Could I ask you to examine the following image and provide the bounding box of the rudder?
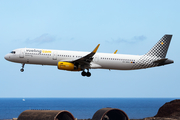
[145,34,172,58]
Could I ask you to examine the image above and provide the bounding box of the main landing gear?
[20,63,25,72]
[81,69,91,77]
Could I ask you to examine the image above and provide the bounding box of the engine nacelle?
[57,62,81,71]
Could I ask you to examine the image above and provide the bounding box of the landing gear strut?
[81,69,91,77]
[20,63,25,72]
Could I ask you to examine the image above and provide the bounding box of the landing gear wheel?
[86,72,91,77]
[20,69,24,72]
[20,63,25,72]
[81,69,91,77]
[81,71,87,76]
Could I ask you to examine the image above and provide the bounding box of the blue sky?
[1,0,179,98]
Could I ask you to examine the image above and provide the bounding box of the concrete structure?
[17,110,75,120]
[92,108,129,120]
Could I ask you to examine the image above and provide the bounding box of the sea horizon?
[0,98,179,119]
[0,97,179,98]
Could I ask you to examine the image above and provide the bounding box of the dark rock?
[144,117,180,120]
[155,99,180,118]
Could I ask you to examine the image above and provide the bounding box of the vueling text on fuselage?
[26,49,51,54]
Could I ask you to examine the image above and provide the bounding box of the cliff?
[155,99,180,118]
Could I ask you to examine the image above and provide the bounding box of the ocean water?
[0,98,176,119]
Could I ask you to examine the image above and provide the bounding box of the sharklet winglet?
[114,50,118,54]
[93,44,100,53]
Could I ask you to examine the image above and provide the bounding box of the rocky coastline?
[1,99,180,120]
[132,99,180,120]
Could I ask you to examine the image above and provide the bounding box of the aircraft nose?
[4,54,10,60]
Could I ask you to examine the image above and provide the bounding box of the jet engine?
[57,62,81,71]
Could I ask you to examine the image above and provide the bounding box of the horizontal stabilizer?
[114,50,118,54]
[153,58,168,63]
[153,58,174,66]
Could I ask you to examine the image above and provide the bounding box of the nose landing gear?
[81,69,91,77]
[20,63,25,72]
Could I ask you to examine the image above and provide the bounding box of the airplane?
[4,34,174,77]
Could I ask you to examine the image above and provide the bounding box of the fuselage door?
[52,51,57,60]
[19,49,25,58]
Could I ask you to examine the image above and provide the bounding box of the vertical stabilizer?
[132,34,173,70]
[145,34,172,58]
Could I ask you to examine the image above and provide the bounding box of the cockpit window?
[10,51,16,54]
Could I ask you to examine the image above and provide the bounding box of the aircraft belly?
[97,61,134,70]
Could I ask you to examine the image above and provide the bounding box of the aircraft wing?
[71,44,100,67]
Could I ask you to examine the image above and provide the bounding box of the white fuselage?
[4,48,142,70]
[4,35,174,77]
